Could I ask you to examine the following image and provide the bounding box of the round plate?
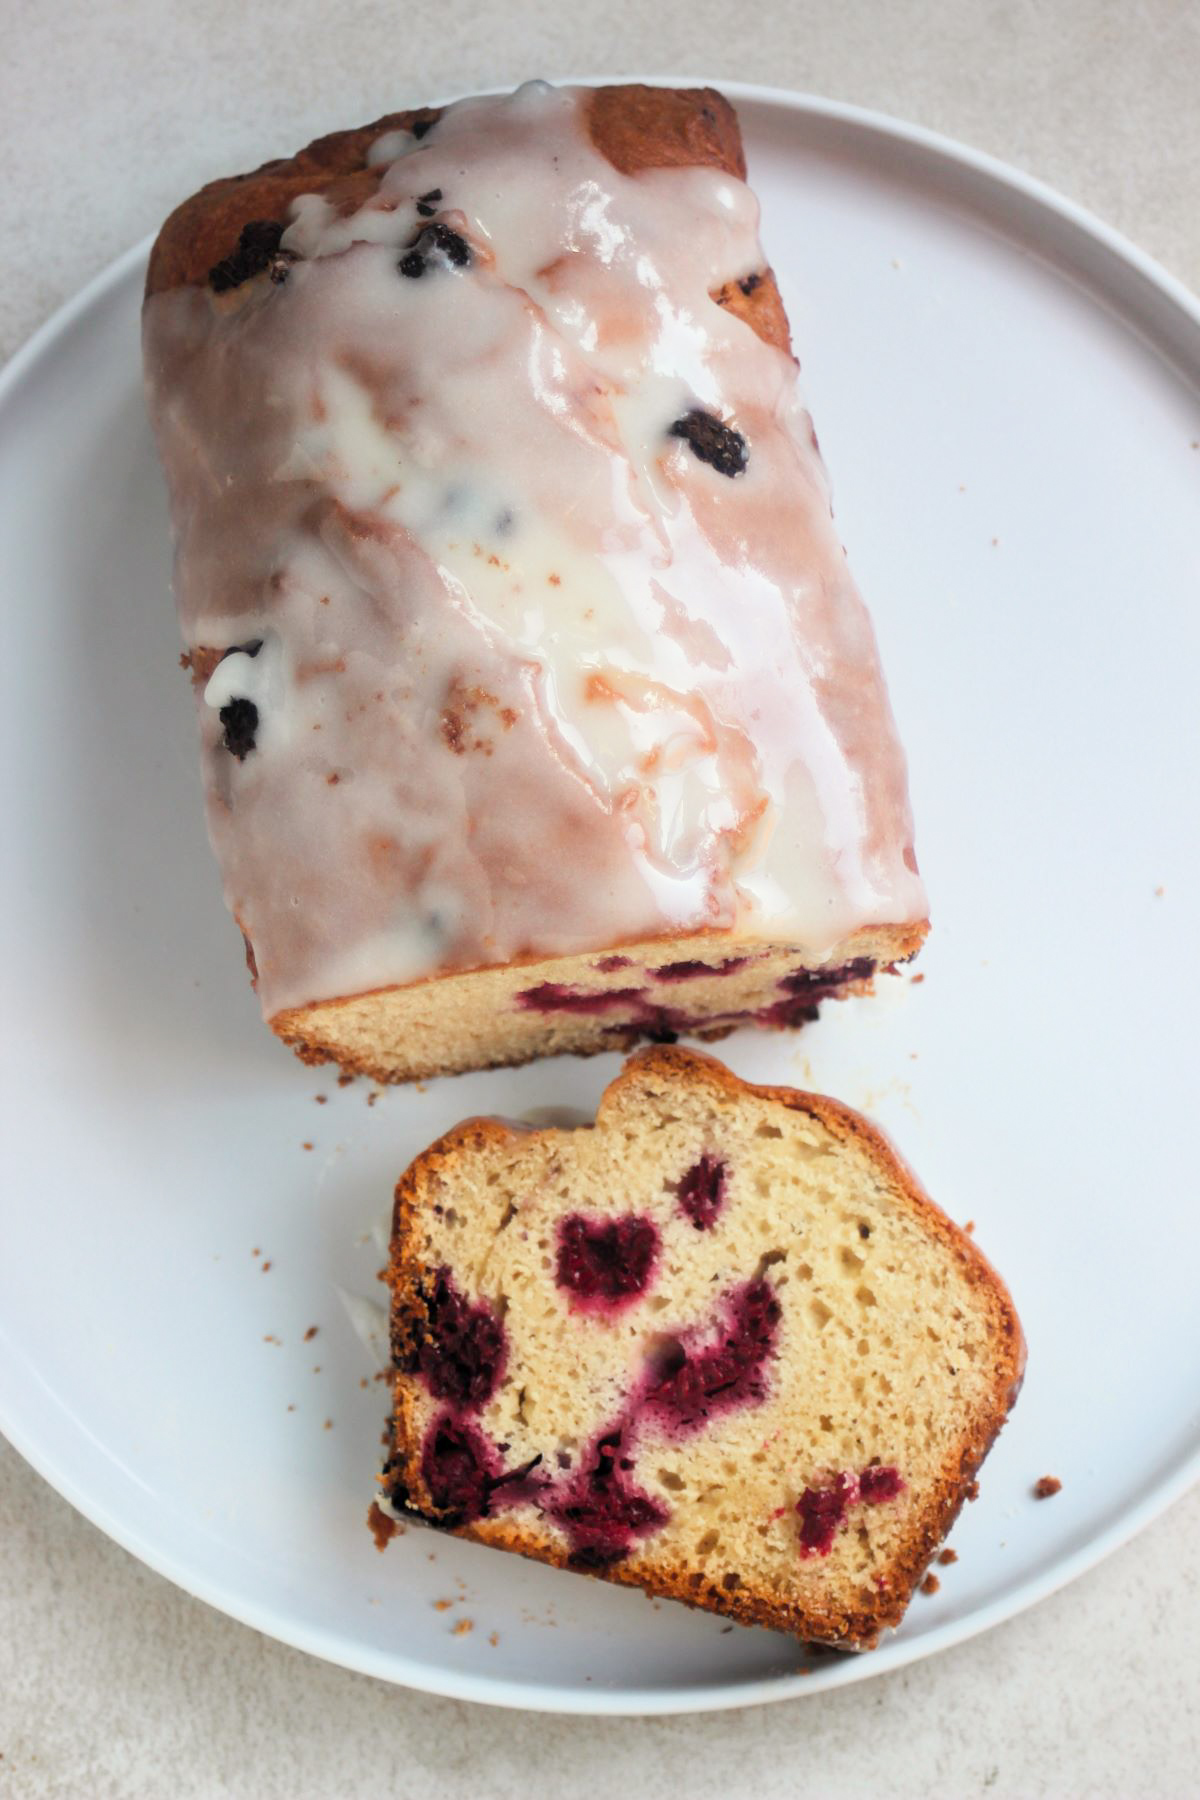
[1,83,1197,1716]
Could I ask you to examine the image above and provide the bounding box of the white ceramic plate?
[1,82,1198,1716]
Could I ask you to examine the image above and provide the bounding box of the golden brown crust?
[146,106,440,296]
[384,1046,1023,1649]
[145,83,790,354]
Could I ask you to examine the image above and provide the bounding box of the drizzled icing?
[143,82,926,1017]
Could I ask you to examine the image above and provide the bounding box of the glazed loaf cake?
[144,83,928,1084]
[383,1048,1023,1648]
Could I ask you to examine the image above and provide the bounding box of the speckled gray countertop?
[2,2,1198,1793]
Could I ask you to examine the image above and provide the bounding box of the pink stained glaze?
[143,83,926,1019]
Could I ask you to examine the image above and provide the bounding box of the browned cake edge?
[382,1045,1025,1650]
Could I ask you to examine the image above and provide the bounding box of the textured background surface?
[3,0,1198,1793]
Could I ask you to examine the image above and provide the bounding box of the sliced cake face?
[272,933,921,1085]
[144,82,927,1063]
[385,1049,1023,1648]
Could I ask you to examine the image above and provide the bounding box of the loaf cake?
[382,1047,1023,1647]
[143,82,929,1084]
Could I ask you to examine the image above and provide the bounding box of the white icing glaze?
[143,83,926,1017]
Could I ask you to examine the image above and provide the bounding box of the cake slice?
[382,1047,1023,1648]
[143,82,927,1084]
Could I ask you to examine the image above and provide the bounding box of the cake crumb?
[251,1247,260,1257]
[453,1618,474,1636]
[963,1220,976,1235]
[303,1326,319,1342]
[287,1404,296,1412]
[262,1334,281,1346]
[313,1366,322,1374]
[990,536,999,547]
[433,1598,454,1612]
[315,1094,327,1104]
[302,1142,314,1152]
[261,1260,273,1273]
[337,1073,355,1087]
[1034,1475,1062,1499]
[367,1500,399,1551]
[1154,885,1165,897]
[360,1377,369,1389]
[938,1548,958,1565]
[367,1091,380,1107]
[489,1631,500,1647]
[965,1480,980,1502]
[323,1418,333,1431]
[910,972,925,984]
[920,1573,940,1595]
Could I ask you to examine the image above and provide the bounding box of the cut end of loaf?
[271,924,927,1085]
[382,1045,1022,1648]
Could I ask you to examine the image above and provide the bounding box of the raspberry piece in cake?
[675,1153,728,1229]
[555,1215,660,1311]
[409,1267,506,1410]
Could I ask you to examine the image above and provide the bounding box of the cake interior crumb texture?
[385,1047,1023,1648]
[275,926,922,1084]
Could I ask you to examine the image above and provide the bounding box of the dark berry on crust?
[399,221,472,278]
[738,271,762,296]
[668,409,748,477]
[412,1266,506,1410]
[220,638,263,663]
[410,117,435,139]
[556,1215,660,1309]
[208,220,296,293]
[416,187,443,217]
[219,697,259,760]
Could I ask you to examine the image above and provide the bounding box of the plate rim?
[2,77,1198,1716]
